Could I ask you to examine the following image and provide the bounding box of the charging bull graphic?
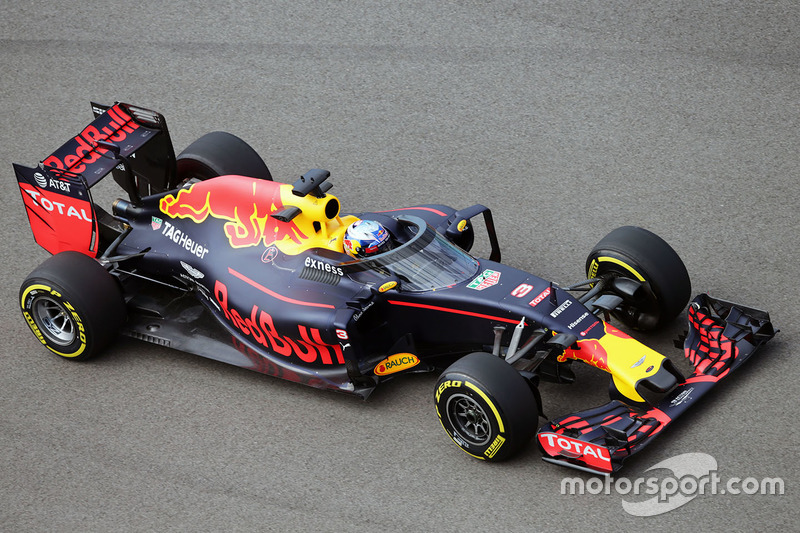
[159,176,308,250]
[559,335,610,371]
[558,322,671,404]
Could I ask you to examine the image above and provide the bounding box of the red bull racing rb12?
[13,102,777,474]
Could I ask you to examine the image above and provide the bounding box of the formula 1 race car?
[14,102,777,474]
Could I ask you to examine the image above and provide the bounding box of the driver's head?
[343,220,392,258]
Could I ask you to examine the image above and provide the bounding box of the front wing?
[536,294,776,475]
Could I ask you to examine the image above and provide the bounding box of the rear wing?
[13,102,177,256]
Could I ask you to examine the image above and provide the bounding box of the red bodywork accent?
[378,206,449,217]
[387,300,521,325]
[559,338,609,371]
[686,303,737,379]
[228,267,335,309]
[558,323,631,371]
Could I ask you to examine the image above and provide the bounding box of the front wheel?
[20,252,127,361]
[435,352,539,461]
[587,226,691,331]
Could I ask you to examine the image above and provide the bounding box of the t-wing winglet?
[292,168,331,198]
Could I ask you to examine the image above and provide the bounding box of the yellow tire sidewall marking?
[20,283,87,358]
[597,256,646,281]
[464,380,505,433]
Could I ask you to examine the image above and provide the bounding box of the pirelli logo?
[485,435,506,459]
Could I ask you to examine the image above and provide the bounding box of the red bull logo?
[559,338,610,371]
[215,280,343,366]
[559,322,667,404]
[159,176,308,249]
[558,322,640,371]
[43,105,139,174]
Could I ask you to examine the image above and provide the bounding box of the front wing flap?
[536,293,776,475]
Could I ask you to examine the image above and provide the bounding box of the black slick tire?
[586,226,691,330]
[20,252,126,361]
[176,131,272,182]
[435,352,539,462]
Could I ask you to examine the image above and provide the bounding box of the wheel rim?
[446,393,492,446]
[32,296,76,346]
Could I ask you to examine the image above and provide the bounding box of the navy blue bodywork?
[14,102,777,474]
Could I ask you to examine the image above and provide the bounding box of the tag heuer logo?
[467,269,501,290]
[151,217,163,230]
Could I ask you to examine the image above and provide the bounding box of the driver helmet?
[343,220,392,258]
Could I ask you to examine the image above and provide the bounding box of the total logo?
[538,432,612,473]
[20,186,91,222]
[529,287,551,307]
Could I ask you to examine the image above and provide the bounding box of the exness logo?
[560,453,784,516]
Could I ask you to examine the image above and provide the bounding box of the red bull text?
[214,280,343,366]
[43,105,140,174]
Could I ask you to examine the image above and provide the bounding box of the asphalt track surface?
[1,2,797,531]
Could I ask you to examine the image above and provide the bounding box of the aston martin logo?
[180,261,204,279]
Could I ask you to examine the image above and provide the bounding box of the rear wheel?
[20,252,126,361]
[586,226,691,330]
[435,352,539,461]
[176,131,272,182]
